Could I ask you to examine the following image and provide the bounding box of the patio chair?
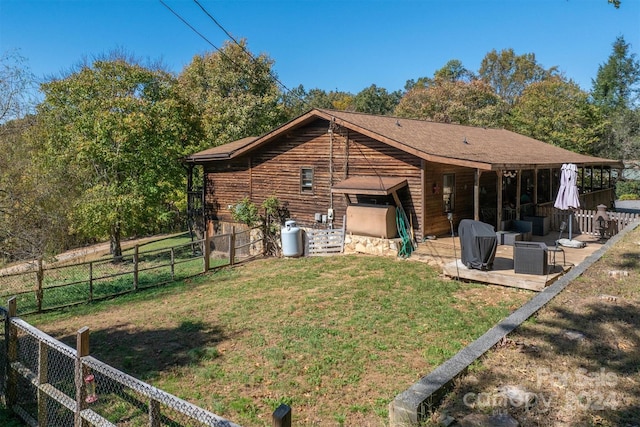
[547,221,567,272]
[514,241,548,275]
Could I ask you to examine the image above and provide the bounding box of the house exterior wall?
[202,118,425,237]
[203,157,250,220]
[341,127,423,237]
[423,163,476,236]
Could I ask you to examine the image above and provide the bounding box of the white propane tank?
[281,220,303,257]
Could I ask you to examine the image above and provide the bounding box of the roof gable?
[185,109,622,170]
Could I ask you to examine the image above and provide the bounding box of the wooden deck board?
[413,232,604,291]
[442,259,568,291]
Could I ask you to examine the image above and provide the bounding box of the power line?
[192,0,296,97]
[158,0,222,57]
[159,0,269,90]
[160,0,309,108]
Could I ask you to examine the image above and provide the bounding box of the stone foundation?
[343,234,401,257]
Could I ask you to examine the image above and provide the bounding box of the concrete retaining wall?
[388,221,639,426]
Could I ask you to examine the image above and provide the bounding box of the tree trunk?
[110,223,122,262]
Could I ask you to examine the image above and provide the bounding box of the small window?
[443,173,455,212]
[301,167,314,193]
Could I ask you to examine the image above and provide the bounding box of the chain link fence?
[3,300,243,427]
[0,226,291,427]
[0,307,6,402]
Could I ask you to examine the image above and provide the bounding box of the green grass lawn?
[2,233,210,315]
[28,255,531,426]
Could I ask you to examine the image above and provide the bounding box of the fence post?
[89,262,94,302]
[272,404,291,427]
[37,340,49,426]
[149,399,161,427]
[204,230,211,273]
[36,258,43,313]
[75,327,90,427]
[133,245,139,290]
[170,248,175,280]
[229,226,236,266]
[6,297,17,409]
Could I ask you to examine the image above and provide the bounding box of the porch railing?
[536,205,639,236]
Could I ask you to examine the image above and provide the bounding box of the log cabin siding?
[189,109,622,243]
[202,118,425,236]
[204,158,249,221]
[250,121,342,225]
[342,131,424,237]
[423,163,476,236]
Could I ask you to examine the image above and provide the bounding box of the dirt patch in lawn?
[431,226,640,426]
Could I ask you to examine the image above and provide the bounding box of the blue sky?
[1,0,639,96]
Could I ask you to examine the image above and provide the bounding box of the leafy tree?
[281,84,311,119]
[479,48,559,107]
[591,36,640,112]
[404,60,474,92]
[510,77,604,154]
[37,55,201,259]
[593,107,640,160]
[591,37,640,160]
[0,53,68,263]
[281,85,359,119]
[281,85,341,119]
[305,88,338,109]
[404,76,431,92]
[433,59,475,83]
[352,84,402,115]
[0,116,75,262]
[178,40,285,147]
[395,78,506,127]
[0,50,36,125]
[327,91,355,111]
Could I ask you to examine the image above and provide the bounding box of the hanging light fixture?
[503,170,517,178]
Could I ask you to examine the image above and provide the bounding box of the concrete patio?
[410,231,605,291]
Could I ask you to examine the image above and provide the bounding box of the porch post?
[549,168,555,203]
[474,169,481,221]
[421,159,426,239]
[533,167,538,208]
[515,169,522,220]
[600,165,604,190]
[496,170,503,231]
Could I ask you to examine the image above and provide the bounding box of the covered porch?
[412,204,639,291]
[472,164,618,232]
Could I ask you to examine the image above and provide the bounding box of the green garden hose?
[396,207,414,258]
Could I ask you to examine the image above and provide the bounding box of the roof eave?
[490,160,624,171]
[184,153,231,163]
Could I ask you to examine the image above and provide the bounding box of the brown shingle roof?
[184,136,258,162]
[185,109,622,170]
